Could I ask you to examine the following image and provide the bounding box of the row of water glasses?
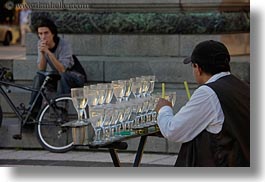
[71,91,160,144]
[71,83,114,125]
[85,83,114,106]
[111,75,156,102]
[93,91,176,144]
[70,76,180,144]
[130,75,156,99]
[86,95,163,144]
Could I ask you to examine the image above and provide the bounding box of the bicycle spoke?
[36,96,77,153]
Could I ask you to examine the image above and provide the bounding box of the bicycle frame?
[0,68,78,151]
[0,75,53,126]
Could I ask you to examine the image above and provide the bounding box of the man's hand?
[155,98,172,113]
[38,40,49,53]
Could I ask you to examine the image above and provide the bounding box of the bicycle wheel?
[36,95,81,153]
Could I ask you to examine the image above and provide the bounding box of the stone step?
[0,118,41,149]
[2,57,249,116]
[5,54,249,83]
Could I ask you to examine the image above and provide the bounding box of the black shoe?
[13,134,22,140]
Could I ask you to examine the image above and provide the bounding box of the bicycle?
[0,66,78,153]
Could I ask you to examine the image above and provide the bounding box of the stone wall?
[24,33,249,86]
[24,0,249,86]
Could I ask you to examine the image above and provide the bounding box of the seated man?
[29,18,86,116]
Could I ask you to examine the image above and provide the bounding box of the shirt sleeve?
[56,39,74,70]
[157,85,224,143]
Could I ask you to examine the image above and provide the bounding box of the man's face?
[38,27,54,47]
[192,63,203,84]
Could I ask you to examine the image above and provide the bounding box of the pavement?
[0,116,178,167]
[0,148,177,167]
[0,44,26,60]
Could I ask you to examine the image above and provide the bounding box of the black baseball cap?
[183,40,230,65]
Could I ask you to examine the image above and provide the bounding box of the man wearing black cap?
[155,40,250,167]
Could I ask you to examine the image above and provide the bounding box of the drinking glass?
[141,97,150,126]
[119,102,133,132]
[146,95,159,126]
[89,84,99,106]
[130,78,142,99]
[114,105,125,135]
[123,102,136,131]
[140,76,151,97]
[71,88,87,125]
[120,79,132,101]
[147,75,156,97]
[97,83,107,105]
[125,101,138,130]
[88,115,103,145]
[101,105,113,141]
[112,80,125,102]
[165,91,177,107]
[130,98,144,128]
[84,86,99,118]
[108,106,121,140]
[90,106,105,139]
[104,83,114,104]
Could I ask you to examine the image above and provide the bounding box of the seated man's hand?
[155,98,172,113]
[38,40,49,53]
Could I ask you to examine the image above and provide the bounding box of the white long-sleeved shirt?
[157,72,231,143]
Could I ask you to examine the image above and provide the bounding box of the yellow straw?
[184,81,191,100]
[162,83,165,98]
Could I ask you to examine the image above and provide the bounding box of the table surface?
[89,126,160,148]
[63,120,163,166]
[62,120,161,148]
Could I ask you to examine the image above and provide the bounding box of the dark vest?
[175,75,250,167]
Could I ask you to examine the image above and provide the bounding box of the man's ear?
[197,66,203,75]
